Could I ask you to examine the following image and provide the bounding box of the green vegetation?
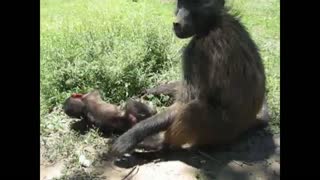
[41,0,279,177]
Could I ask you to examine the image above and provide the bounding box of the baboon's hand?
[109,133,137,157]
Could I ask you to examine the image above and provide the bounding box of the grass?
[40,0,279,178]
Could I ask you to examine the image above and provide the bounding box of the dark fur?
[111,0,269,156]
[63,96,86,119]
[124,99,157,122]
[63,90,157,133]
[141,81,180,97]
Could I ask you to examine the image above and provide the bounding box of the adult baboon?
[111,0,269,156]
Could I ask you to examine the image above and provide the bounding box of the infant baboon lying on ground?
[63,90,157,134]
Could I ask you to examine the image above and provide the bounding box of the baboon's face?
[173,0,225,38]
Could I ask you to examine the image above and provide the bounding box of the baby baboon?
[63,90,157,133]
[111,0,269,156]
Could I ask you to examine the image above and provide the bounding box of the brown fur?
[63,90,157,133]
[82,90,127,130]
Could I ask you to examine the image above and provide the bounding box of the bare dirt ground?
[41,129,280,180]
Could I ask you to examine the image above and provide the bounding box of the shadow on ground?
[61,126,280,180]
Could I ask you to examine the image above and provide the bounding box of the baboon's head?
[173,0,225,38]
